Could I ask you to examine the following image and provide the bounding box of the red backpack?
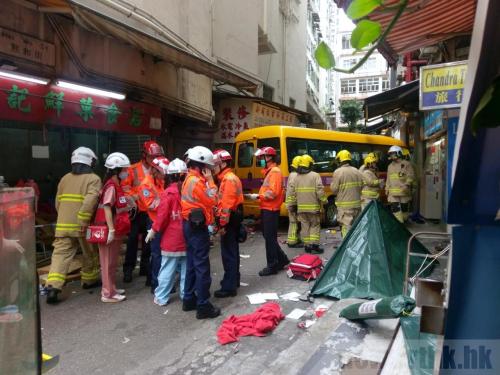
[286,254,323,281]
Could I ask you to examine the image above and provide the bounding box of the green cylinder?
[339,295,416,320]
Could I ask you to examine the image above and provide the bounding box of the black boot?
[304,245,312,253]
[182,297,198,312]
[82,280,102,289]
[123,269,133,283]
[258,266,277,276]
[196,302,221,319]
[46,287,61,304]
[310,245,324,254]
[214,289,237,298]
[288,241,304,248]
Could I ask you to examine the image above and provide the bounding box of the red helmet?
[143,141,164,157]
[254,146,277,157]
[151,156,170,174]
[213,149,232,163]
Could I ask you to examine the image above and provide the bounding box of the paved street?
[40,225,400,375]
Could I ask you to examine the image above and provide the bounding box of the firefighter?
[330,150,364,238]
[359,152,378,173]
[288,154,326,254]
[285,155,303,248]
[361,155,381,210]
[139,156,168,292]
[181,146,221,319]
[121,140,164,283]
[212,149,244,298]
[386,145,415,223]
[46,147,102,304]
[248,146,289,276]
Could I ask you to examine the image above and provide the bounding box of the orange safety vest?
[137,174,164,222]
[258,163,284,211]
[181,169,217,225]
[121,161,150,211]
[216,168,244,227]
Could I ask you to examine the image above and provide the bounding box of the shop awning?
[30,0,259,91]
[364,80,419,119]
[335,0,477,65]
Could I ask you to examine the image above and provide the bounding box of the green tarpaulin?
[400,316,437,375]
[311,201,434,299]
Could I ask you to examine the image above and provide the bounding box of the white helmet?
[105,152,131,169]
[167,158,188,175]
[185,146,215,166]
[388,145,403,156]
[71,147,97,166]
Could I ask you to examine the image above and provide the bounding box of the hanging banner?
[419,61,468,110]
[0,77,161,135]
[214,98,299,143]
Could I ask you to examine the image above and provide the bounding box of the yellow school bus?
[233,125,405,225]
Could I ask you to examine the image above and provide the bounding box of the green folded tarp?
[311,201,434,300]
[401,316,437,375]
[339,295,416,320]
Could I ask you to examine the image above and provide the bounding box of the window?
[360,57,377,71]
[263,84,274,101]
[342,34,351,49]
[359,77,379,93]
[237,142,254,167]
[289,97,296,108]
[382,78,390,91]
[286,138,395,172]
[341,79,356,94]
[342,58,357,69]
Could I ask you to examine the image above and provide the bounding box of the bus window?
[237,142,255,167]
[287,138,341,173]
[257,138,281,163]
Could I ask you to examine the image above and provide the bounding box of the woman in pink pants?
[95,152,132,303]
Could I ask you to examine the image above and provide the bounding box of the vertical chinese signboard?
[214,98,298,143]
[0,77,161,135]
[419,61,468,110]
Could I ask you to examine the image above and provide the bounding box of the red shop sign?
[0,77,162,135]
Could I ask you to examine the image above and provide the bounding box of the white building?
[331,9,390,128]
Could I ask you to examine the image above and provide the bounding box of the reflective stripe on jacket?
[137,174,164,222]
[361,169,380,200]
[55,172,102,237]
[330,164,363,209]
[287,171,326,213]
[216,168,244,227]
[385,159,415,200]
[285,171,298,205]
[258,163,284,211]
[181,169,218,225]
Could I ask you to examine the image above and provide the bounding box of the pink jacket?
[152,183,186,256]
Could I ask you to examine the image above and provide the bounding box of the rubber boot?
[310,244,324,254]
[196,302,221,319]
[304,245,312,253]
[46,287,61,304]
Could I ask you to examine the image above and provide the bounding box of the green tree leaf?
[351,20,381,50]
[347,0,382,20]
[314,41,336,69]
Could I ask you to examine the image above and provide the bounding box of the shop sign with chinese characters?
[0,77,161,135]
[214,99,298,143]
[0,28,55,67]
[420,61,467,110]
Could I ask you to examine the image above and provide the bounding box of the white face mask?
[118,171,128,180]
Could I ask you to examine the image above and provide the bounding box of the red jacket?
[153,183,186,255]
[258,163,284,211]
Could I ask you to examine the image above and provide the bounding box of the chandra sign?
[420,61,468,110]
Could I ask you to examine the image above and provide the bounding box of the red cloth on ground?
[216,302,285,345]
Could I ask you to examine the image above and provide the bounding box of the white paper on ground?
[286,308,306,320]
[247,293,267,304]
[260,292,279,300]
[304,319,316,328]
[280,292,301,301]
[239,254,251,259]
[239,282,249,287]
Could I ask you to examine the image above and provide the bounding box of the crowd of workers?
[43,140,415,320]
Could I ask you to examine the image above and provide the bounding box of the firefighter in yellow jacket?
[46,147,102,304]
[330,150,364,238]
[288,155,326,254]
[285,155,303,248]
[361,155,381,210]
[386,145,415,223]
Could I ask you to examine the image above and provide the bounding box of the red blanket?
[217,302,285,345]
